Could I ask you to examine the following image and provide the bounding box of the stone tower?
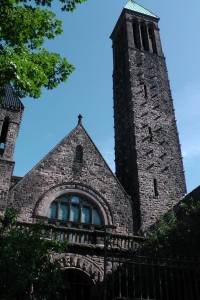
[110,1,186,233]
[0,85,24,212]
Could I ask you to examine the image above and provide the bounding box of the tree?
[0,205,67,300]
[0,0,87,102]
[141,198,200,258]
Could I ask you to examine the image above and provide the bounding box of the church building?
[0,1,189,299]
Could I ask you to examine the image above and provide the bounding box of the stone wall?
[10,175,23,189]
[0,159,14,211]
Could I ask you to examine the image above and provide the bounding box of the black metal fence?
[22,222,200,300]
[47,251,200,300]
[105,254,200,300]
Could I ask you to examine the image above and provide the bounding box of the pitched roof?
[124,0,159,19]
[1,84,24,111]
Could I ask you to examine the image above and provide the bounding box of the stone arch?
[34,183,113,225]
[54,253,104,283]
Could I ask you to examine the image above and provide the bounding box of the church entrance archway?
[56,268,99,300]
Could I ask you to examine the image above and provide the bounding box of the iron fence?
[18,222,200,300]
[105,254,200,300]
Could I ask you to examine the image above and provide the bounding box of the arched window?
[0,117,9,155]
[47,194,102,226]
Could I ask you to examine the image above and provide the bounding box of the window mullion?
[80,205,83,223]
[57,202,61,220]
[91,207,93,224]
[69,204,72,221]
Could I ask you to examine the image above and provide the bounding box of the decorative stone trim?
[34,183,113,225]
[53,252,104,283]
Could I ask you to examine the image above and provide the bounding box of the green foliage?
[0,0,87,101]
[142,199,200,258]
[0,205,67,300]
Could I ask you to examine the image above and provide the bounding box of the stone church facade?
[0,1,188,299]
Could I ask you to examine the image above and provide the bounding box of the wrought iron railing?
[106,254,200,300]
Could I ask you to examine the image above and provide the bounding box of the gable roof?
[1,84,24,111]
[10,123,129,198]
[124,1,159,19]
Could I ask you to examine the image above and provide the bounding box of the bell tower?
[0,84,24,212]
[111,1,186,232]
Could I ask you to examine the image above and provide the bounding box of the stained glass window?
[47,194,102,226]
[58,204,68,220]
[93,208,101,225]
[82,207,90,223]
[47,202,57,219]
[70,205,79,222]
[71,196,80,203]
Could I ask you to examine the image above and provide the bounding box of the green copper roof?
[124,1,159,19]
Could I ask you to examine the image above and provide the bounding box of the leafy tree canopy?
[141,199,200,258]
[0,205,67,300]
[0,0,87,101]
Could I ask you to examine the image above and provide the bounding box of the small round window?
[47,194,102,225]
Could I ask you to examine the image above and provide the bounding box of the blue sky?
[13,0,200,193]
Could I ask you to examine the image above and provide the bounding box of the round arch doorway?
[55,268,98,300]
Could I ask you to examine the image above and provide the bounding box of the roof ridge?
[124,0,159,19]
